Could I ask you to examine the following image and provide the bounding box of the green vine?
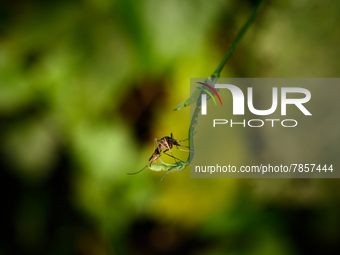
[145,0,264,181]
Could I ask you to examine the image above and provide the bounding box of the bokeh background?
[1,0,340,254]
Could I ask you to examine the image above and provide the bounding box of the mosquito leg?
[175,144,193,153]
[176,138,189,143]
[177,145,190,148]
[163,152,183,162]
[175,147,193,153]
[163,140,177,163]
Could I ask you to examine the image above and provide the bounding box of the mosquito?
[128,133,191,175]
[148,133,191,164]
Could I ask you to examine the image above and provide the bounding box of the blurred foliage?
[0,0,340,254]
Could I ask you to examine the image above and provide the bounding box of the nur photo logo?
[197,81,312,128]
[197,82,223,115]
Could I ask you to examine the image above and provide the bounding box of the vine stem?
[212,0,264,78]
[185,0,265,165]
[145,0,265,180]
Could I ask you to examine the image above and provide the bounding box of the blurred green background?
[1,0,340,254]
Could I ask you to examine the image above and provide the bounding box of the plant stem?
[161,0,265,179]
[185,0,265,165]
[212,0,264,78]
